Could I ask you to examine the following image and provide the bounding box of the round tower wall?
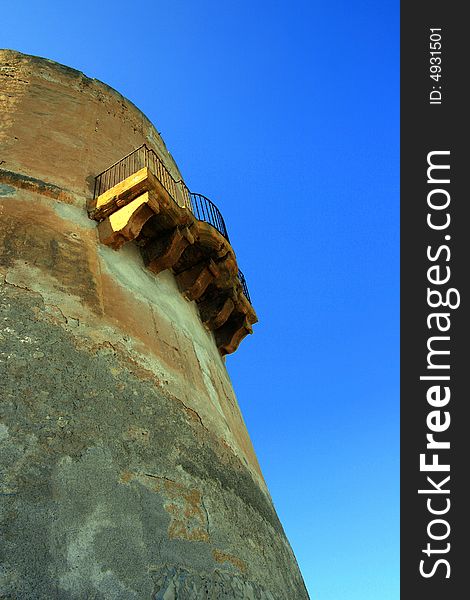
[0,49,309,599]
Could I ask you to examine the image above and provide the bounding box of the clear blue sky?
[3,1,399,598]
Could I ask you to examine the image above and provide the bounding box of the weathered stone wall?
[0,50,309,599]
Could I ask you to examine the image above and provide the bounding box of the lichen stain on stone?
[165,485,209,543]
[148,476,210,543]
[119,470,133,484]
[212,549,247,574]
[120,472,209,543]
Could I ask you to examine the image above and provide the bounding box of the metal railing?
[188,193,229,241]
[94,144,182,207]
[237,269,251,304]
[94,145,228,241]
[94,144,252,304]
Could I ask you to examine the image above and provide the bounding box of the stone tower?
[0,50,309,599]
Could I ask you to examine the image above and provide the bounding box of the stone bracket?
[97,191,159,250]
[176,259,220,302]
[143,226,195,275]
[215,315,253,356]
[198,295,236,331]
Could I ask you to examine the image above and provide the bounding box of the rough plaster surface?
[0,50,309,599]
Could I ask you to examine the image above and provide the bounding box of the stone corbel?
[215,314,253,356]
[143,225,195,274]
[97,191,160,250]
[198,294,236,331]
[176,259,220,302]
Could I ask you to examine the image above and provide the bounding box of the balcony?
[89,144,257,355]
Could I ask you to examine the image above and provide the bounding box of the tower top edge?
[0,48,175,164]
[1,49,134,107]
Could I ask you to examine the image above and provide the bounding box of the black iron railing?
[93,144,184,207]
[188,193,229,241]
[94,144,252,303]
[237,270,251,304]
[94,145,229,240]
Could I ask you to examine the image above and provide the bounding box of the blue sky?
[3,1,399,598]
